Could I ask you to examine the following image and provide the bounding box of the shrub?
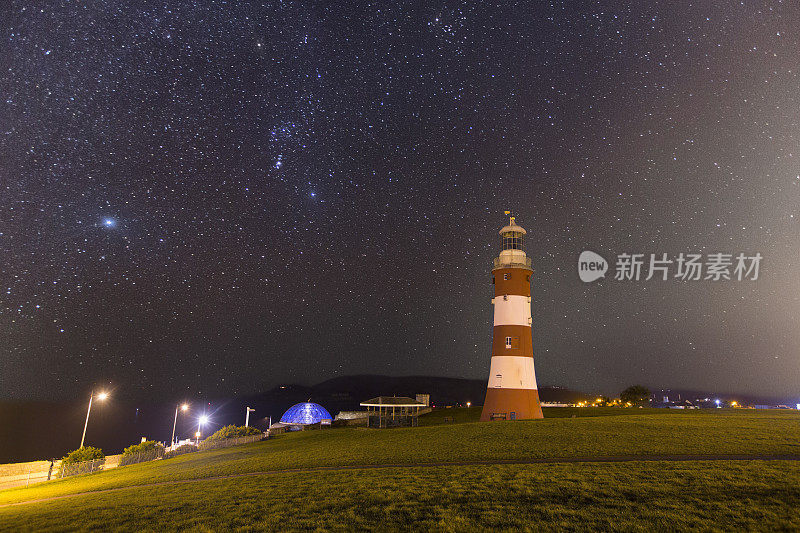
[122,440,164,457]
[164,444,197,460]
[62,446,104,464]
[119,440,165,466]
[204,425,262,442]
[58,446,104,477]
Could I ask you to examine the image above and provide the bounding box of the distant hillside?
[247,375,591,415]
[0,376,591,463]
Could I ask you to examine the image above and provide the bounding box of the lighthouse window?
[502,232,524,251]
[505,337,512,348]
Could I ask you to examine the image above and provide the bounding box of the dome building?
[279,402,332,425]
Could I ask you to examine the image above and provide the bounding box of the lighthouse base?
[480,388,543,421]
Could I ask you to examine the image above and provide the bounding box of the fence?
[58,458,105,478]
[163,444,198,460]
[118,447,165,467]
[2,432,268,489]
[197,432,265,451]
[0,461,58,490]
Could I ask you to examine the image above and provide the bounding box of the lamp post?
[245,407,255,427]
[197,415,209,442]
[80,391,108,449]
[171,403,189,447]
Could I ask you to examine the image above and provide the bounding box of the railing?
[163,444,198,460]
[119,448,165,467]
[58,458,105,478]
[29,432,268,484]
[493,257,532,269]
[197,433,265,451]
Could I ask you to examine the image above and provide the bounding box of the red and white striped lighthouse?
[480,215,544,421]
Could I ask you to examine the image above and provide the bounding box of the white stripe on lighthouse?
[492,295,532,326]
[487,356,538,389]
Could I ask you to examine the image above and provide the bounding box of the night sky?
[2,1,799,403]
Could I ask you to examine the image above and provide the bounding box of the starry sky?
[2,1,799,402]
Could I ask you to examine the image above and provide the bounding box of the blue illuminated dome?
[280,402,332,425]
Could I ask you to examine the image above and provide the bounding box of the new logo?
[578,251,608,282]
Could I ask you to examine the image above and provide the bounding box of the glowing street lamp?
[80,390,109,449]
[197,415,209,441]
[171,403,190,447]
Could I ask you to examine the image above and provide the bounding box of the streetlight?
[80,390,109,449]
[197,415,209,442]
[171,403,189,447]
[245,407,255,427]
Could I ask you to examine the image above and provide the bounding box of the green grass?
[2,409,800,530]
[421,406,700,425]
[3,461,800,531]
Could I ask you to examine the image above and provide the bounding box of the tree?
[620,385,651,406]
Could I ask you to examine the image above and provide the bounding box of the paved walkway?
[3,454,800,509]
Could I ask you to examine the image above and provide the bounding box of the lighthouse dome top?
[498,216,527,235]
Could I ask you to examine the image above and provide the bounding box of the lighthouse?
[480,215,544,421]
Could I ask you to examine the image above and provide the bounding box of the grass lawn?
[3,461,799,531]
[420,406,693,425]
[2,409,799,530]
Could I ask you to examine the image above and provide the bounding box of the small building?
[360,396,426,428]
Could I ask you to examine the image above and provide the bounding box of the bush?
[204,425,262,442]
[164,444,197,460]
[119,440,165,466]
[122,440,164,457]
[58,447,105,477]
[62,446,104,464]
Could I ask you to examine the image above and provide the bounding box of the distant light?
[181,404,189,411]
[715,399,721,406]
[199,415,209,425]
[97,392,108,401]
[466,402,471,408]
[195,431,201,438]
[796,404,800,410]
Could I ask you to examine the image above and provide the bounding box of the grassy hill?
[2,408,800,530]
